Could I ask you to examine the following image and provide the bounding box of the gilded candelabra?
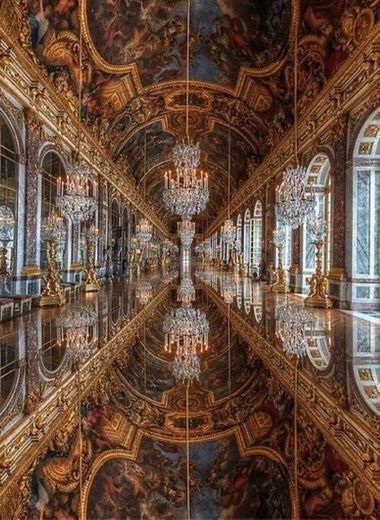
[271,229,290,293]
[35,239,65,307]
[83,226,100,292]
[304,217,333,309]
[0,244,9,277]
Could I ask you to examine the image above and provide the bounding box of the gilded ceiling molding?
[0,8,170,237]
[205,24,380,237]
[201,282,380,501]
[0,284,170,499]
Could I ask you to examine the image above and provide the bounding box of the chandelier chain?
[186,0,190,142]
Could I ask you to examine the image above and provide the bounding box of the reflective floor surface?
[0,268,379,519]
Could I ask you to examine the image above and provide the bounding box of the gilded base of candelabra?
[304,241,333,309]
[304,294,333,309]
[34,293,66,307]
[83,282,100,292]
[21,265,42,277]
[271,267,290,293]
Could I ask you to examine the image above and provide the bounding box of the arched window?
[236,214,242,245]
[250,201,262,275]
[0,115,18,273]
[303,154,331,285]
[111,199,121,276]
[40,151,66,269]
[352,109,380,286]
[243,209,251,265]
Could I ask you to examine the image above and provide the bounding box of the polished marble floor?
[0,267,379,518]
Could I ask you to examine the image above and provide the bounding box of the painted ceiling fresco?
[25,0,380,229]
[86,0,292,86]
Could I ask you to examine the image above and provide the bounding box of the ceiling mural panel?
[85,0,292,87]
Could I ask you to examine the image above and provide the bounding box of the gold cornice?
[205,24,380,238]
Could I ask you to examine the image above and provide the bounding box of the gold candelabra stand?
[271,245,290,293]
[304,241,333,308]
[0,245,10,277]
[35,240,65,307]
[83,238,100,292]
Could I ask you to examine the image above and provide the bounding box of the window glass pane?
[375,170,380,276]
[356,170,371,275]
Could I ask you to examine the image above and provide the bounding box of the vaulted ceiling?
[27,0,380,231]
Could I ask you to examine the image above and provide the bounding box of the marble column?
[22,108,42,278]
[328,115,349,307]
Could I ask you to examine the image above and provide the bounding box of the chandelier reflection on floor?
[136,280,153,305]
[177,274,195,304]
[58,303,97,364]
[163,302,209,383]
[276,303,315,358]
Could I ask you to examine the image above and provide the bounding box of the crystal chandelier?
[273,227,287,247]
[86,223,99,242]
[276,166,315,229]
[309,216,327,242]
[136,217,153,244]
[276,303,315,358]
[178,218,195,248]
[42,210,67,243]
[222,219,236,245]
[178,274,195,304]
[0,206,14,243]
[56,162,97,224]
[58,304,97,362]
[162,0,209,219]
[56,19,96,225]
[221,274,236,304]
[163,164,209,219]
[136,280,153,305]
[275,18,315,230]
